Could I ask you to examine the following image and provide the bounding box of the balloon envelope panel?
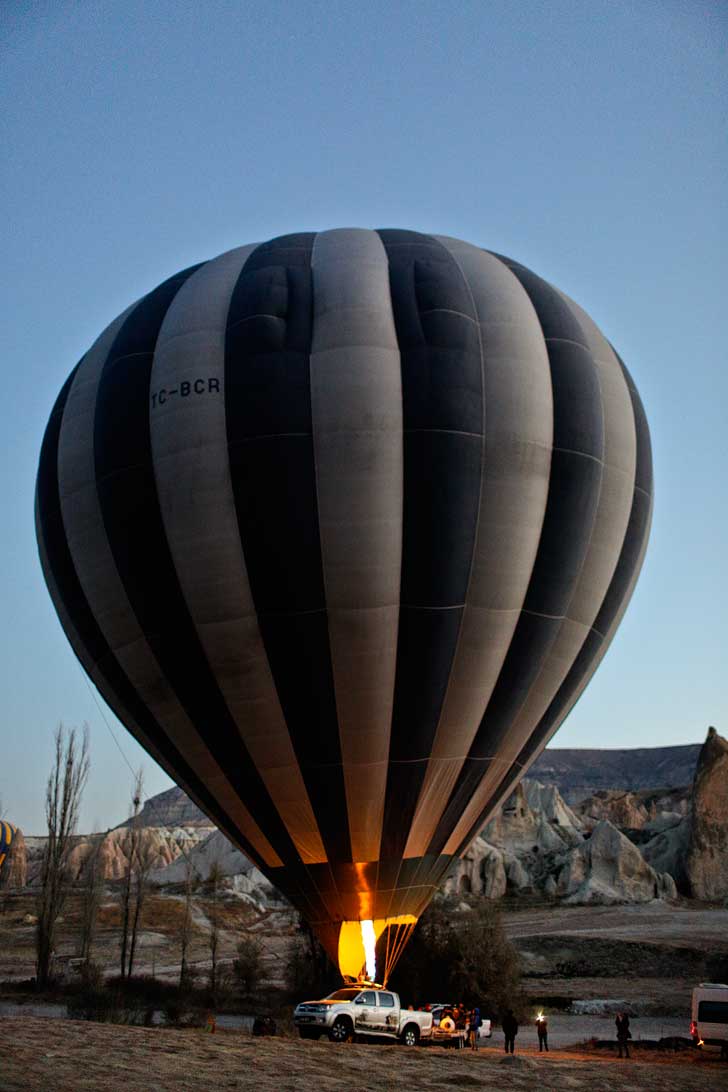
[0,822,17,873]
[36,229,652,972]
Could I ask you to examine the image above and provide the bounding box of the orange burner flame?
[337,915,418,985]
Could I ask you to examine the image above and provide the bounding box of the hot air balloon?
[36,229,652,984]
[0,822,18,874]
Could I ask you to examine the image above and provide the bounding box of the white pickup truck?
[294,986,434,1045]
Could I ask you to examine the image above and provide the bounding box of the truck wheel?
[299,1028,320,1040]
[401,1025,420,1047]
[329,1017,353,1043]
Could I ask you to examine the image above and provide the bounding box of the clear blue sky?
[1,1,725,834]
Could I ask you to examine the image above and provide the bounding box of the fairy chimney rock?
[686,727,728,901]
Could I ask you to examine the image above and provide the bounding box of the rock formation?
[685,727,728,901]
[445,837,507,899]
[576,786,690,832]
[444,782,678,906]
[640,817,690,892]
[483,780,583,853]
[556,820,677,904]
[121,785,211,829]
[149,828,284,909]
[24,826,210,885]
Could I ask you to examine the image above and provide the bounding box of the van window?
[379,993,395,1007]
[698,1001,728,1024]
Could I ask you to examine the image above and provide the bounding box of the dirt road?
[1,1016,726,1092]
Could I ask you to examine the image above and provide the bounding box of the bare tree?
[119,769,144,979]
[36,724,90,988]
[127,826,155,978]
[77,834,103,965]
[179,851,197,989]
[206,860,224,996]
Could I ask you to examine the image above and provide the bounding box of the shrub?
[78,960,104,991]
[66,987,145,1025]
[390,898,526,1020]
[233,936,264,1002]
[285,922,338,1001]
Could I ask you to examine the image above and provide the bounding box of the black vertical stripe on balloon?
[93,266,303,869]
[35,355,269,873]
[426,255,605,857]
[612,351,653,497]
[225,233,353,865]
[375,229,483,864]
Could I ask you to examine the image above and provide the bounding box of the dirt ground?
[502,903,728,947]
[1,1016,726,1092]
[505,902,728,1016]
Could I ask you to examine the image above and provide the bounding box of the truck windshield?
[325,989,362,1002]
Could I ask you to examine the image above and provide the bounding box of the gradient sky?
[1,1,725,834]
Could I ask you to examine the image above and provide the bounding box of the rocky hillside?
[686,727,728,900]
[444,726,726,906]
[530,743,701,803]
[120,785,210,829]
[14,730,724,908]
[444,779,678,905]
[23,825,211,887]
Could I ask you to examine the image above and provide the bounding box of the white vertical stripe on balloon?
[309,228,403,865]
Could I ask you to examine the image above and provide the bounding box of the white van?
[691,983,728,1057]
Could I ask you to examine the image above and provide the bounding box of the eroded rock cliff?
[686,727,728,901]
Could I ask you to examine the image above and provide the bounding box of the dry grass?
[1,1017,726,1092]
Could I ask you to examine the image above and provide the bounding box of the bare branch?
[36,724,90,988]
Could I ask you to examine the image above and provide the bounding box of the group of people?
[501,1009,548,1054]
[414,1002,635,1057]
[414,1002,483,1049]
[503,1009,633,1057]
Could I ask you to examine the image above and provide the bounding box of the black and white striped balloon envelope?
[36,229,652,983]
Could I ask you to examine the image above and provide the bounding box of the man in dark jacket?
[615,1012,631,1058]
[502,1009,518,1054]
[469,1007,482,1051]
[536,1012,549,1051]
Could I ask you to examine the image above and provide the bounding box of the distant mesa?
[530,742,701,803]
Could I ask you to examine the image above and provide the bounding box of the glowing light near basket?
[337,915,418,983]
[361,920,377,982]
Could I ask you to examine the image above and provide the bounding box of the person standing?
[615,1012,631,1059]
[502,1008,518,1054]
[536,1013,549,1051]
[469,1007,482,1050]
